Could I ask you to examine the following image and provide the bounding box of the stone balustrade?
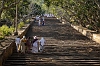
[0,21,33,66]
[71,24,100,44]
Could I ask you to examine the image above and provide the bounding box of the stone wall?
[71,24,100,44]
[0,21,33,66]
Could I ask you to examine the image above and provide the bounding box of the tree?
[0,0,30,26]
[30,3,44,16]
[44,0,100,32]
[0,0,21,20]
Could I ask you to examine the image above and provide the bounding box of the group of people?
[35,15,45,26]
[15,36,45,54]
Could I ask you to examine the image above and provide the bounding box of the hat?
[23,36,25,38]
[34,36,37,39]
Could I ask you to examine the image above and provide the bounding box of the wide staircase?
[3,17,100,66]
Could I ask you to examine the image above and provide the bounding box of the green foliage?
[0,35,4,40]
[29,0,47,16]
[0,25,14,37]
[44,0,52,8]
[18,22,25,29]
[0,0,30,27]
[44,0,100,32]
[31,3,44,16]
[0,32,4,40]
[25,19,30,23]
[9,26,15,33]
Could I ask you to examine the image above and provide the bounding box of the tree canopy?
[44,0,100,32]
[1,0,100,32]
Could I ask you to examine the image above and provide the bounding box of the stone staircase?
[3,17,100,66]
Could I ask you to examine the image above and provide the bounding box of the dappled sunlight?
[2,0,100,65]
[6,17,100,66]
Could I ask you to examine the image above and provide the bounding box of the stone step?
[3,17,100,66]
[6,56,100,61]
[4,59,100,66]
[6,58,100,61]
[4,62,60,66]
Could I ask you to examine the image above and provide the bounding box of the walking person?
[42,16,45,26]
[20,36,26,54]
[40,16,43,25]
[38,19,41,26]
[31,36,39,53]
[39,37,45,52]
[15,36,21,53]
[26,37,31,53]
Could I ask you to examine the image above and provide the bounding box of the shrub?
[0,25,14,37]
[0,35,4,40]
[26,19,30,23]
[0,25,10,36]
[0,32,4,40]
[9,26,15,33]
[18,22,24,29]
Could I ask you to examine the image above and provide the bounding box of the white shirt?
[40,37,45,46]
[33,40,38,47]
[42,17,44,21]
[15,37,20,44]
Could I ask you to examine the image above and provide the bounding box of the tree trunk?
[0,9,3,21]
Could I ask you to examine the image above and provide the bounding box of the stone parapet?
[0,21,33,66]
[71,24,100,44]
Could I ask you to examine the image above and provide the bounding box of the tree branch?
[94,0,100,9]
[3,0,21,10]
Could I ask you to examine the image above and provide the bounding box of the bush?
[0,25,14,37]
[26,19,30,23]
[0,32,4,40]
[0,35,4,40]
[9,26,15,33]
[18,22,24,29]
[0,25,10,36]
